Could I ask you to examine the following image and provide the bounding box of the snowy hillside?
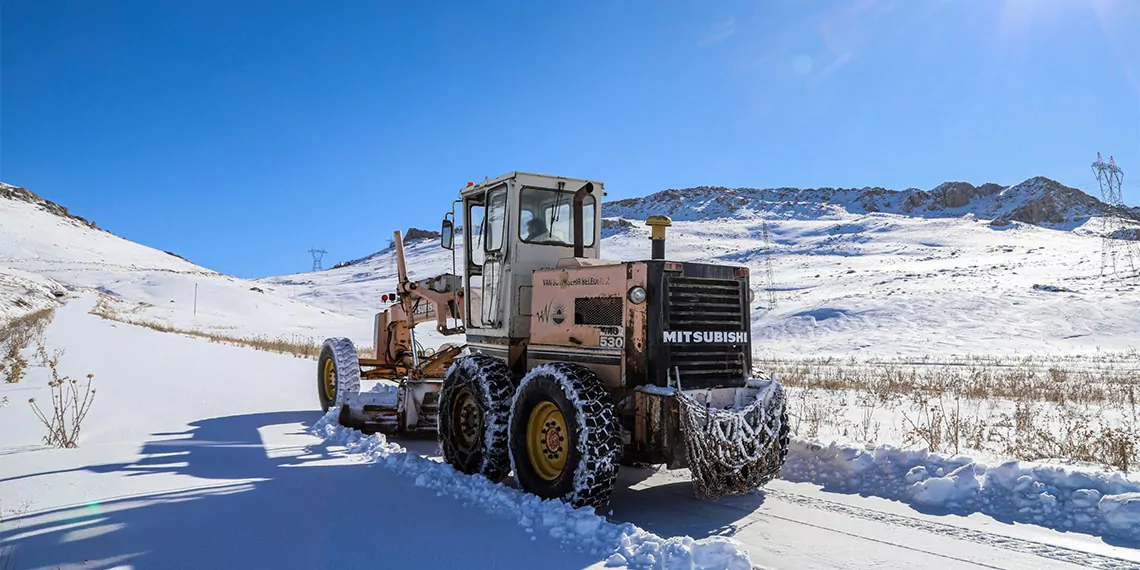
[9,174,1125,358]
[261,176,1140,358]
[0,182,362,342]
[4,178,1140,569]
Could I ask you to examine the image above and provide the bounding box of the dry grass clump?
[994,401,1139,472]
[1,308,55,383]
[90,295,339,359]
[771,352,1140,472]
[759,351,1140,407]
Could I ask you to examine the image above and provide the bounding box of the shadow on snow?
[1,411,602,570]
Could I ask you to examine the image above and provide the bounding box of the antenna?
[309,248,328,272]
[1091,153,1138,279]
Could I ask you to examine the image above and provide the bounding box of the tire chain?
[439,354,515,481]
[538,363,624,509]
[678,385,790,500]
[322,337,360,408]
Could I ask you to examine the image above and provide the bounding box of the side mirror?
[441,219,454,250]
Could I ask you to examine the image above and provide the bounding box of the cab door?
[465,184,509,331]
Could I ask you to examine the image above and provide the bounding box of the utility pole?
[1092,153,1138,280]
[309,248,328,272]
[760,189,778,310]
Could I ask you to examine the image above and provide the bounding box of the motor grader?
[317,171,788,508]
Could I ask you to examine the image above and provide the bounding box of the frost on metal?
[783,438,1140,541]
[444,355,513,478]
[310,407,754,570]
[637,385,675,397]
[677,379,789,499]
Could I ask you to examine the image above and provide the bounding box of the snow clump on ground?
[782,438,1140,541]
[310,409,755,570]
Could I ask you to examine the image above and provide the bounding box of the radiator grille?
[666,277,745,331]
[575,296,623,326]
[666,276,747,385]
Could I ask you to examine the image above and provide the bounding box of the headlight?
[627,286,647,304]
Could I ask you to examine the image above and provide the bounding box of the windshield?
[518,187,596,247]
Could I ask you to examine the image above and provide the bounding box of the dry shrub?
[28,349,96,448]
[787,386,843,438]
[900,392,991,455]
[856,395,881,444]
[901,395,945,453]
[996,401,1139,472]
[1,308,55,383]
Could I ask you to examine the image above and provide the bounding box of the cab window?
[467,202,485,267]
[518,187,596,247]
[485,187,507,252]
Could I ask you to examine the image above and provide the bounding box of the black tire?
[317,337,360,413]
[509,363,621,509]
[438,354,515,481]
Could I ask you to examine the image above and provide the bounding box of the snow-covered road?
[612,475,1140,569]
[395,435,1140,569]
[3,297,1139,569]
[1,296,601,569]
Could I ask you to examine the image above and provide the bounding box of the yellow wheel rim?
[452,389,482,453]
[526,401,568,481]
[323,359,337,402]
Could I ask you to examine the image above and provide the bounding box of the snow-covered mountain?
[259,176,1140,358]
[604,176,1133,228]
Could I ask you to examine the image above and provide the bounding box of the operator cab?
[439,172,604,366]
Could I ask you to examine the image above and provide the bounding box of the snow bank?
[782,438,1140,541]
[310,410,754,570]
[0,266,68,318]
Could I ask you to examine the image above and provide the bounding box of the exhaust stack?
[646,215,672,260]
[572,182,594,258]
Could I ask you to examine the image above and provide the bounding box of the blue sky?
[3,0,1139,277]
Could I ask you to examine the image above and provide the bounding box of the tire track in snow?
[765,489,1140,570]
